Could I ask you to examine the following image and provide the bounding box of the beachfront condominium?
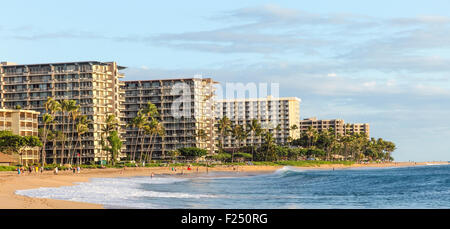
[0,61,126,164]
[122,78,217,159]
[0,108,40,165]
[299,117,370,137]
[215,96,301,148]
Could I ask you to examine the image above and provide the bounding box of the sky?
[1,0,450,161]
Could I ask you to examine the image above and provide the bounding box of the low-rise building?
[0,108,40,165]
[299,117,370,137]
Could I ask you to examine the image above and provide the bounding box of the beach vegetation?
[0,166,18,171]
[208,153,231,162]
[178,147,208,158]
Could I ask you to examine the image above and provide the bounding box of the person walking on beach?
[17,167,21,175]
[151,172,154,179]
[54,167,58,175]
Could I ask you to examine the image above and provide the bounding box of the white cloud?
[327,73,337,77]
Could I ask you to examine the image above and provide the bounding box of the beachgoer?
[77,166,80,174]
[35,166,39,173]
[28,166,32,174]
[151,172,154,179]
[40,167,44,173]
[73,167,76,174]
[54,167,58,175]
[17,168,21,175]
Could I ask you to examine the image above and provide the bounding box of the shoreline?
[1,161,448,209]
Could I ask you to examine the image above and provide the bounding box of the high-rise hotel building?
[215,96,301,147]
[0,61,126,164]
[122,78,217,158]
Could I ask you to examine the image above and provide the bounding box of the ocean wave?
[15,176,219,208]
[273,166,305,175]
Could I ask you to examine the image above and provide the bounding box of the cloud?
[327,73,337,77]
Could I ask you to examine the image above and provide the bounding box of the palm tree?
[129,111,147,162]
[101,115,119,164]
[68,106,80,165]
[44,97,61,164]
[305,126,318,148]
[52,130,65,164]
[39,113,54,166]
[263,130,275,161]
[75,115,90,165]
[60,99,77,164]
[230,124,247,162]
[144,121,165,162]
[139,102,159,162]
[247,119,262,160]
[217,116,231,150]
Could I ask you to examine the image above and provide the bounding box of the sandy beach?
[0,161,448,209]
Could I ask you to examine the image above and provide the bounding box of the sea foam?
[15,176,217,208]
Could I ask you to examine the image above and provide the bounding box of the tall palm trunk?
[139,133,146,162]
[133,128,141,162]
[41,122,48,166]
[52,119,57,164]
[145,134,155,162]
[60,113,66,165]
[68,116,76,165]
[145,134,155,163]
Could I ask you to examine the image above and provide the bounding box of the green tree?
[39,113,54,166]
[74,115,90,165]
[217,116,231,150]
[247,119,262,160]
[105,131,122,166]
[178,147,207,159]
[60,99,77,164]
[230,124,247,162]
[144,120,165,162]
[128,111,147,162]
[101,115,119,164]
[44,97,61,164]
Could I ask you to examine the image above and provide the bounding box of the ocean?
[15,164,450,209]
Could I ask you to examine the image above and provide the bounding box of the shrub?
[0,166,17,171]
[234,152,252,160]
[178,147,207,158]
[208,153,231,162]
